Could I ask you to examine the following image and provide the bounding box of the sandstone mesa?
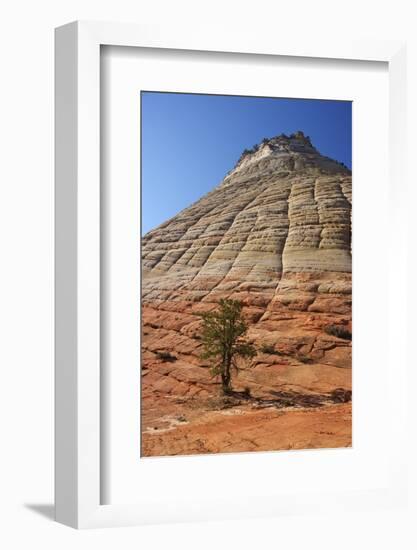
[141,131,352,457]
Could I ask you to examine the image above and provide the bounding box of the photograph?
[1,1,410,542]
[141,91,352,457]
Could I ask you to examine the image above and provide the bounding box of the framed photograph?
[55,21,407,528]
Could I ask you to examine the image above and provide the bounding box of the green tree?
[196,299,256,394]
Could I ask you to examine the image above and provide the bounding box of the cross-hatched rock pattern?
[142,132,351,310]
[141,132,352,457]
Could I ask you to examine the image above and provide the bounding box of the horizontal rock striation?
[141,131,352,456]
[142,131,351,306]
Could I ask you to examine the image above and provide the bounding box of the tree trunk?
[221,354,232,394]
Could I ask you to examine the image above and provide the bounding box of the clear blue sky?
[141,92,352,234]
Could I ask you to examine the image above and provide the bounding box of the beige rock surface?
[141,132,352,457]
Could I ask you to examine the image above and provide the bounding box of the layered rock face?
[141,132,352,457]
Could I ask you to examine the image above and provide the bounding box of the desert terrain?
[141,132,352,457]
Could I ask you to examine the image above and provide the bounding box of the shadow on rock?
[212,387,351,410]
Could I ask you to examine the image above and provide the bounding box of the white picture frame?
[55,21,407,529]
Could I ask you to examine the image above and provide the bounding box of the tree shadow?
[267,389,328,408]
[223,387,351,409]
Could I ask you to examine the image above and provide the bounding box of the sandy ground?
[142,398,351,457]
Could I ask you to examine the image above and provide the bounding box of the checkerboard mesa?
[141,133,352,456]
[142,133,351,304]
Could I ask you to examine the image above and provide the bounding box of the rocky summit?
[141,131,352,457]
